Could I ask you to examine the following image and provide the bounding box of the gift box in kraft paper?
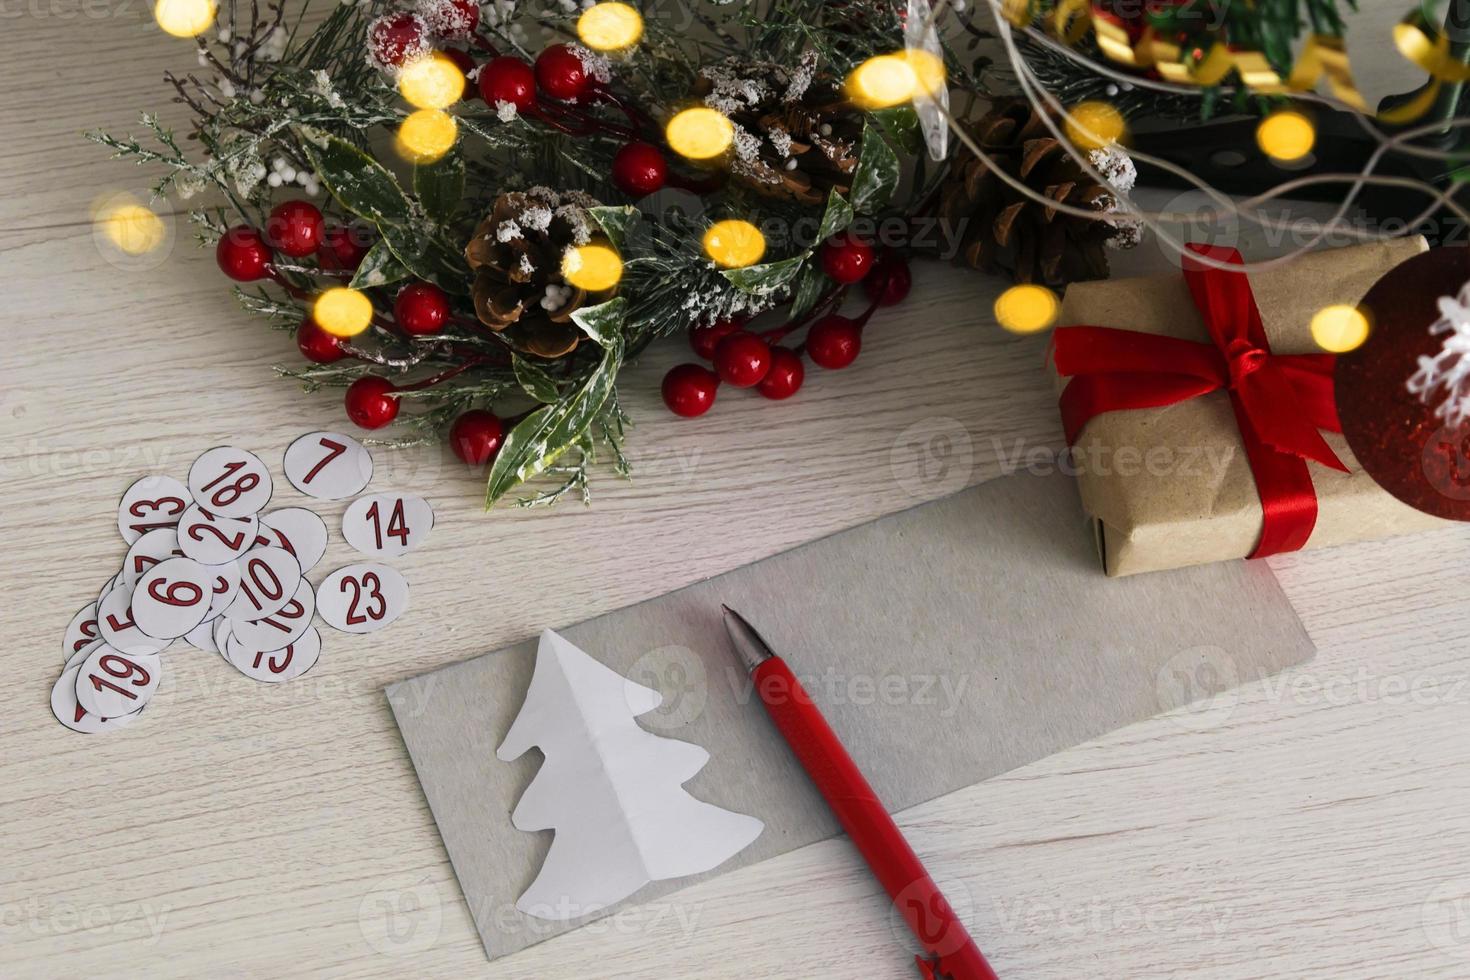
[1052,236,1450,577]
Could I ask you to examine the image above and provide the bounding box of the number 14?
[366,499,409,550]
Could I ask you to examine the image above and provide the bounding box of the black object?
[1131,0,1470,243]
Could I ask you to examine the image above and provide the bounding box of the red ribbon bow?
[1052,243,1349,559]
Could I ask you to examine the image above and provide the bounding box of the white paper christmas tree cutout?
[497,630,764,921]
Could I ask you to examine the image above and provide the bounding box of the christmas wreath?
[92,0,1138,506]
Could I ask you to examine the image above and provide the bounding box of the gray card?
[386,471,1314,961]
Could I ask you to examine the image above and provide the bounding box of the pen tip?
[719,603,772,672]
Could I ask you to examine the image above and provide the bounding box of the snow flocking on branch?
[1407,280,1470,424]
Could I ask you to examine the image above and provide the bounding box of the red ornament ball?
[345,376,401,430]
[612,142,667,197]
[478,56,536,111]
[449,410,505,465]
[662,363,720,418]
[757,347,805,400]
[216,225,272,281]
[535,44,588,101]
[297,317,345,364]
[394,282,450,335]
[865,252,912,306]
[319,222,372,271]
[805,315,862,369]
[418,0,477,39]
[820,233,876,285]
[690,319,742,360]
[367,12,428,71]
[265,200,324,258]
[713,331,773,388]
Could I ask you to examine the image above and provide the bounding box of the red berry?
[865,253,912,306]
[394,282,450,335]
[805,315,862,369]
[345,376,401,430]
[367,12,428,71]
[662,363,720,418]
[612,142,667,196]
[319,222,372,271]
[689,319,742,360]
[418,0,477,39]
[535,44,588,100]
[478,56,536,111]
[265,200,325,258]
[713,331,773,388]
[449,410,505,465]
[757,347,805,400]
[216,225,272,281]
[441,47,477,99]
[297,317,345,364]
[820,233,876,285]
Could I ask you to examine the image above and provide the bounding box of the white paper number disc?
[121,527,185,590]
[188,447,273,518]
[52,665,141,734]
[341,494,434,558]
[97,586,170,656]
[184,619,219,654]
[118,475,192,544]
[178,504,259,565]
[74,644,161,718]
[212,617,234,659]
[63,602,101,664]
[317,563,409,633]
[201,560,242,622]
[133,557,216,640]
[224,547,303,622]
[229,579,315,651]
[259,507,329,573]
[226,626,322,683]
[283,431,372,500]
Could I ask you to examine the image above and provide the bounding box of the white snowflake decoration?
[1407,280,1470,423]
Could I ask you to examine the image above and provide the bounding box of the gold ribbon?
[1025,3,1464,124]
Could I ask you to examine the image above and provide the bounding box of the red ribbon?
[1053,243,1349,559]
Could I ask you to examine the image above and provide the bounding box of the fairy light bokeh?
[994,284,1059,334]
[154,0,216,37]
[665,107,734,162]
[703,220,766,269]
[562,243,624,292]
[577,2,644,52]
[396,109,458,163]
[398,52,465,110]
[313,287,375,337]
[1311,304,1371,352]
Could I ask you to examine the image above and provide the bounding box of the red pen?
[721,605,1000,980]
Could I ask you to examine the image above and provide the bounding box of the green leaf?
[789,262,830,319]
[513,355,562,403]
[348,240,410,289]
[848,123,900,215]
[377,223,462,287]
[817,190,854,242]
[587,206,640,252]
[868,106,921,156]
[486,336,624,506]
[570,296,626,346]
[297,127,412,227]
[722,255,806,295]
[413,150,465,225]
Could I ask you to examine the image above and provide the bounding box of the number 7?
[303,438,346,484]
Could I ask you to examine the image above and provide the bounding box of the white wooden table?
[8,5,1470,978]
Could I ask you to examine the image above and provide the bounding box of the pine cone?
[941,100,1140,287]
[464,188,608,359]
[695,52,863,207]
